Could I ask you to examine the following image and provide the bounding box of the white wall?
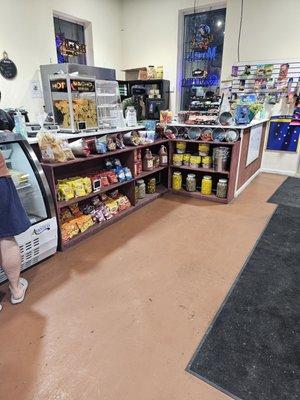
[0,0,122,120]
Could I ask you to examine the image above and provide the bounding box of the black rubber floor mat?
[187,204,300,400]
[268,177,300,208]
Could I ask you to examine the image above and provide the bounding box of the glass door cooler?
[0,132,57,283]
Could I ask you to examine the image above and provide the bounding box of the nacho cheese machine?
[0,132,57,283]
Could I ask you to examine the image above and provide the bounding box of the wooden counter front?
[237,122,267,190]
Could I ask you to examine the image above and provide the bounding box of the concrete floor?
[0,173,285,400]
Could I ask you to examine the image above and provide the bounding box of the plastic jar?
[216,178,228,198]
[190,155,201,168]
[147,177,156,194]
[173,153,183,166]
[137,179,146,199]
[202,155,212,169]
[183,153,191,166]
[186,174,196,192]
[176,141,186,154]
[201,175,212,195]
[172,172,182,190]
[198,143,210,156]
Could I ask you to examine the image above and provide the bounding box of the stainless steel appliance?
[40,63,116,114]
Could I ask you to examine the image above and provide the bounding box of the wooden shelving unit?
[168,138,240,204]
[40,133,241,249]
[42,140,170,250]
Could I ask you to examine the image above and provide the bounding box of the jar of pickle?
[202,155,212,169]
[198,143,210,156]
[216,178,228,198]
[173,153,183,166]
[190,155,201,168]
[201,175,212,195]
[172,172,182,190]
[147,177,156,194]
[137,179,146,199]
[183,153,191,166]
[186,174,196,192]
[176,141,186,154]
[135,184,139,202]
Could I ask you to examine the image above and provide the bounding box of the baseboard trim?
[235,169,261,197]
[260,167,297,177]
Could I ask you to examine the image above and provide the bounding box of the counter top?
[27,125,145,145]
[168,118,269,130]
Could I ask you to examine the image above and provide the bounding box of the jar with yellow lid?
[173,153,183,166]
[190,155,201,168]
[176,141,186,154]
[201,175,212,195]
[202,155,212,169]
[183,153,191,166]
[198,143,210,156]
[172,171,182,190]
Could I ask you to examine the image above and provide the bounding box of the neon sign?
[185,46,217,62]
[182,75,219,87]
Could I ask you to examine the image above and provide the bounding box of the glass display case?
[96,80,125,129]
[0,132,58,283]
[50,74,98,132]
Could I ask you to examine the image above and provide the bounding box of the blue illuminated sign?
[185,46,217,62]
[182,74,219,87]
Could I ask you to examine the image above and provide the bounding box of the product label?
[34,222,51,235]
[50,79,68,92]
[41,147,54,160]
[147,160,153,169]
[162,155,167,164]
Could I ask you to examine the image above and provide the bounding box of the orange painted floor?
[0,173,285,400]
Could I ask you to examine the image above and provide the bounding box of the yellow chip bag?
[82,177,92,194]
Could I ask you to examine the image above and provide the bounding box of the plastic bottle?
[159,145,168,166]
[14,110,27,138]
[142,148,154,171]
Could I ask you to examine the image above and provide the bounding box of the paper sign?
[246,124,263,166]
[31,80,42,98]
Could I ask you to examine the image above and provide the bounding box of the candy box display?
[49,75,98,132]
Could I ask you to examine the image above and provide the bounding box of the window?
[54,17,87,65]
[180,7,226,110]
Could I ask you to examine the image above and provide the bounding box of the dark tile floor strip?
[268,176,300,208]
[187,186,300,400]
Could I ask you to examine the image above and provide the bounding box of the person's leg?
[0,237,26,300]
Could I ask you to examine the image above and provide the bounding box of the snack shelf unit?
[37,118,268,250]
[41,139,169,250]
